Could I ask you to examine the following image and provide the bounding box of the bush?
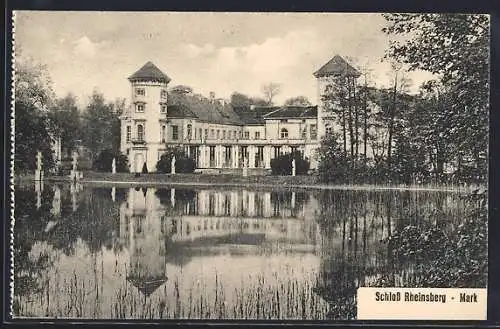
[156,146,196,174]
[92,149,129,172]
[270,151,309,176]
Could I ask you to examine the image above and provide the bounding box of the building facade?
[120,56,360,173]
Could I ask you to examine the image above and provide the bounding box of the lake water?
[13,182,472,320]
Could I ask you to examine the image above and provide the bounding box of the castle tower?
[313,55,361,140]
[121,62,171,173]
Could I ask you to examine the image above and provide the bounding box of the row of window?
[126,124,319,143]
[135,103,167,113]
[135,88,168,99]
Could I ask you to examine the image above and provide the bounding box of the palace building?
[120,55,360,173]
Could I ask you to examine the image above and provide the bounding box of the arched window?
[280,128,289,139]
[187,124,192,139]
[137,124,144,141]
[325,124,333,135]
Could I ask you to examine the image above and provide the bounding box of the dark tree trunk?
[363,82,368,164]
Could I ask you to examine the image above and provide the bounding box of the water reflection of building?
[120,187,168,297]
[118,187,321,293]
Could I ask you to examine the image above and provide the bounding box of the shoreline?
[14,172,486,193]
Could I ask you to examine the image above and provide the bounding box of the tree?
[48,93,82,157]
[261,82,281,106]
[82,90,121,161]
[283,96,312,106]
[14,58,57,173]
[382,13,489,181]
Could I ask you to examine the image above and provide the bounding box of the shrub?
[156,146,196,174]
[270,151,309,175]
[92,149,129,172]
[141,162,148,174]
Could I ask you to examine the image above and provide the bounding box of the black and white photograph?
[11,11,489,320]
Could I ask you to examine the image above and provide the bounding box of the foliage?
[82,90,121,160]
[382,13,489,183]
[230,92,268,107]
[382,190,487,287]
[14,59,57,173]
[156,146,196,174]
[270,151,309,176]
[317,134,353,183]
[283,96,312,106]
[92,149,129,173]
[47,93,82,155]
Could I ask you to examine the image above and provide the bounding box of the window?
[273,146,281,158]
[280,128,289,139]
[222,130,226,139]
[233,131,237,139]
[137,124,144,141]
[161,125,166,142]
[256,146,264,167]
[205,129,209,139]
[160,104,167,113]
[244,131,250,139]
[199,128,202,139]
[211,129,215,139]
[136,104,145,113]
[310,124,317,140]
[135,88,145,96]
[255,131,260,139]
[161,89,167,99]
[172,125,179,140]
[209,146,216,167]
[238,131,242,139]
[187,124,192,139]
[280,119,288,123]
[301,127,307,139]
[126,126,131,142]
[216,130,220,139]
[325,124,333,135]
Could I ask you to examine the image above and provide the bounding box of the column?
[264,146,271,169]
[248,145,256,169]
[233,146,238,168]
[247,192,255,217]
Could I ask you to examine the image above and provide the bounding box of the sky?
[14,11,436,108]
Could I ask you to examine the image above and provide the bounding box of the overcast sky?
[15,11,436,107]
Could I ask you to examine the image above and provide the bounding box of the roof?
[168,92,243,125]
[313,55,361,78]
[233,106,279,124]
[128,61,171,83]
[126,275,167,297]
[263,106,318,119]
[167,104,197,118]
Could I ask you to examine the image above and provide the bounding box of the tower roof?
[126,275,167,297]
[313,55,361,78]
[128,61,171,83]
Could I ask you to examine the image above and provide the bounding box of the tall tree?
[382,13,489,180]
[14,58,56,173]
[261,82,281,106]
